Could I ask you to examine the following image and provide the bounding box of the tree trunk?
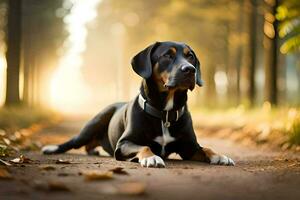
[5,0,22,106]
[227,1,244,106]
[204,59,216,107]
[245,0,257,106]
[264,0,279,105]
[22,1,33,106]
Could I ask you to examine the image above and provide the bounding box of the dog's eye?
[163,53,173,59]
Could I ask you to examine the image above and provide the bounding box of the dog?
[42,41,235,168]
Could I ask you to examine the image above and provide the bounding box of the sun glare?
[50,0,101,114]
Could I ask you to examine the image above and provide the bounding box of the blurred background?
[0,0,299,153]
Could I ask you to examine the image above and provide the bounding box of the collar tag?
[164,111,170,127]
[164,121,170,128]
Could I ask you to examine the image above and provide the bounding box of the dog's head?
[131,41,203,91]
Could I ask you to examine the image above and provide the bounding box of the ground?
[1,118,300,200]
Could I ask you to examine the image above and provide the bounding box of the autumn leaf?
[55,159,71,164]
[83,170,113,181]
[0,168,13,179]
[39,165,56,171]
[10,155,33,164]
[33,180,70,191]
[0,158,12,166]
[116,182,146,195]
[109,167,129,175]
[48,181,70,191]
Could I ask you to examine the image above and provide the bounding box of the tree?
[244,0,258,106]
[264,0,279,105]
[5,0,22,106]
[22,0,65,106]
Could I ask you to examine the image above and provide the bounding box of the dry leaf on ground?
[116,182,146,195]
[0,168,13,179]
[57,172,69,176]
[33,180,70,191]
[39,165,56,171]
[83,170,113,181]
[109,167,129,175]
[55,159,71,164]
[0,158,12,166]
[33,180,48,191]
[10,155,33,164]
[48,181,70,191]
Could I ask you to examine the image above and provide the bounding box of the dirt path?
[1,119,300,200]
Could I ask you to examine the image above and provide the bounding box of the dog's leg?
[42,104,118,155]
[85,138,101,155]
[115,142,165,168]
[191,147,235,166]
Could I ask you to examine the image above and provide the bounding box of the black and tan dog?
[42,41,234,168]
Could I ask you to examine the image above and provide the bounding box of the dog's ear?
[131,42,160,79]
[189,48,204,87]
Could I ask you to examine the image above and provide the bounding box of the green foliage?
[277,0,300,53]
[288,114,300,145]
[0,144,9,156]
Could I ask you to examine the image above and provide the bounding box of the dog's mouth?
[164,77,195,91]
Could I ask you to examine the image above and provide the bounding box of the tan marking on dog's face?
[169,47,177,55]
[183,47,190,55]
[160,71,170,84]
[137,146,155,160]
[152,62,170,92]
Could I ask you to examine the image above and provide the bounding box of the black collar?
[138,94,185,127]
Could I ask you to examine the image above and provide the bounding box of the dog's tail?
[42,103,124,155]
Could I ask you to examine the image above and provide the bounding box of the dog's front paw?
[210,154,235,166]
[139,155,165,168]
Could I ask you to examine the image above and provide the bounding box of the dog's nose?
[180,65,196,74]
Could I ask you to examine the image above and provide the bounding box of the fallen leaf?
[55,159,71,164]
[48,181,70,191]
[0,158,12,166]
[0,129,6,136]
[109,167,128,175]
[83,170,113,181]
[33,180,70,192]
[33,180,48,191]
[10,155,33,164]
[116,182,146,195]
[3,138,11,145]
[57,172,69,177]
[0,168,13,179]
[39,165,56,171]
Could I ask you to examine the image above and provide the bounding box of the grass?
[191,103,300,149]
[0,106,57,132]
[0,103,299,154]
[287,109,300,145]
[0,106,60,156]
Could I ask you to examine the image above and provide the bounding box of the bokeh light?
[50,0,102,114]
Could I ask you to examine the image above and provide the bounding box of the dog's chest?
[153,94,176,156]
[154,125,175,147]
[153,121,176,157]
